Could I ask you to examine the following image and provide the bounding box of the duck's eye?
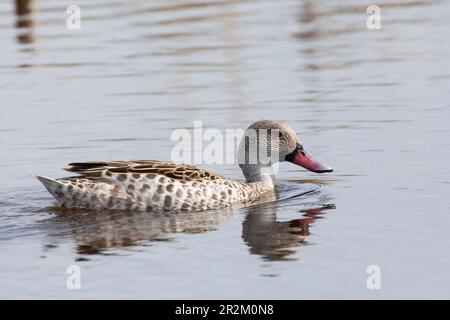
[278,131,283,138]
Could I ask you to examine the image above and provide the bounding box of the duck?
[37,120,332,211]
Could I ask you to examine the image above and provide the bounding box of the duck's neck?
[239,163,276,187]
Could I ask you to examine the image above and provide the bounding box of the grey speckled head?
[238,120,300,182]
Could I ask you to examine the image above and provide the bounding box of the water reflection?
[15,0,36,45]
[43,207,235,256]
[41,187,334,261]
[243,202,335,261]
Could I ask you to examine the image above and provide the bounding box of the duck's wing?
[64,160,225,182]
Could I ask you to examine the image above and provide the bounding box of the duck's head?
[239,120,332,180]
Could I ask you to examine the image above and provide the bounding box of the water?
[1,0,450,299]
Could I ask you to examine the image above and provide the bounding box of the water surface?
[1,0,450,299]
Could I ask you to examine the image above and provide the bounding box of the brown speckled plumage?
[37,160,272,211]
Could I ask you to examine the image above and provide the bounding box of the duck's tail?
[35,175,65,201]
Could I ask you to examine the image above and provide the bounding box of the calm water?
[1,0,450,299]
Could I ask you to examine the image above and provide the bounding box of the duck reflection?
[242,202,335,261]
[44,207,235,256]
[15,0,36,45]
[43,192,334,261]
